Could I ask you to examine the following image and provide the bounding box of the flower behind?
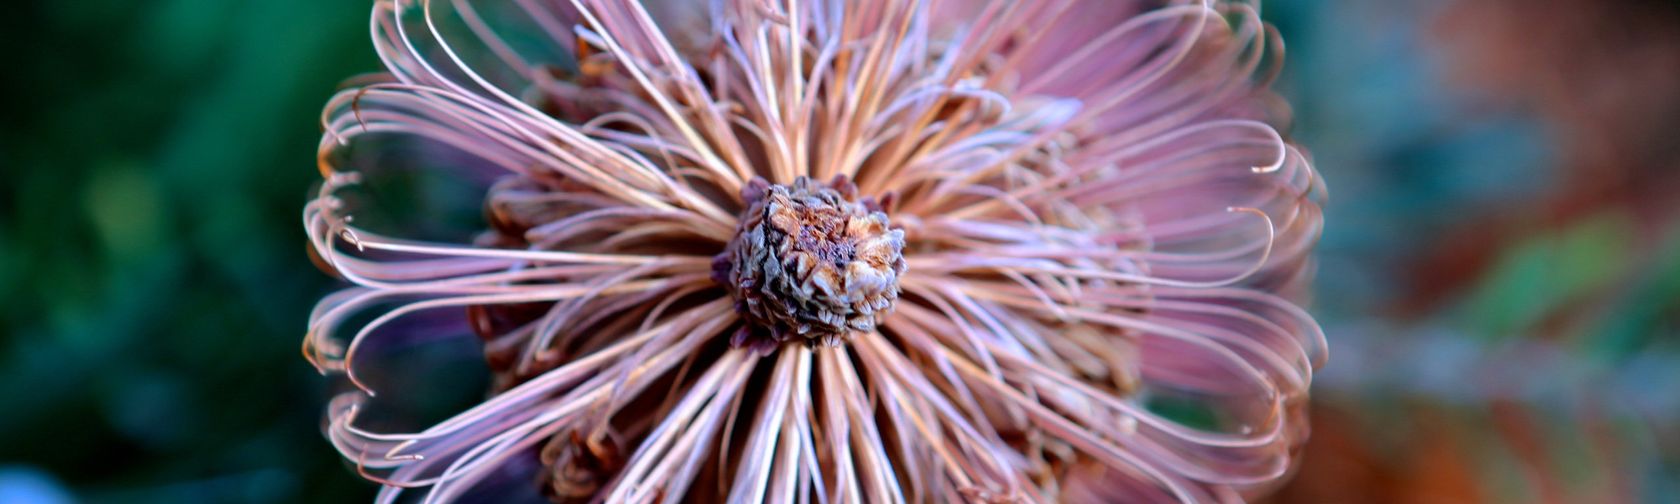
[303,0,1326,502]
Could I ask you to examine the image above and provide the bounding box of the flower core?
[718,176,905,349]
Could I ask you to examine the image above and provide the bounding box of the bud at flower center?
[718,176,906,349]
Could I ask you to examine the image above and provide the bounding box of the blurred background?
[2,0,1677,502]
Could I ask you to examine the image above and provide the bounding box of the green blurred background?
[2,0,1676,502]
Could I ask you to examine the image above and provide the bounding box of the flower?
[302,0,1326,502]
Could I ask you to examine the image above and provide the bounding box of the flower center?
[717,176,906,350]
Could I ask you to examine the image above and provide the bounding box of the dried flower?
[303,0,1326,502]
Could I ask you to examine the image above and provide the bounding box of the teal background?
[3,1,377,502]
[2,1,1676,502]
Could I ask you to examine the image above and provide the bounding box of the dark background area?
[2,1,1676,502]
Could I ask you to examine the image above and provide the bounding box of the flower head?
[304,0,1326,502]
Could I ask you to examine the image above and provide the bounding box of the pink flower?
[303,0,1326,502]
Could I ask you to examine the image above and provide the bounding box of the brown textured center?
[717,176,906,350]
